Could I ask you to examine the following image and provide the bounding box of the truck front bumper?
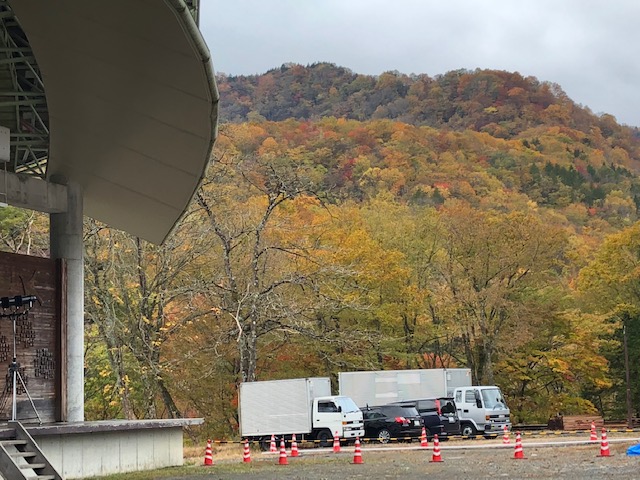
[485,421,512,433]
[343,427,365,438]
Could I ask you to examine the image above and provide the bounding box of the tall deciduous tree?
[431,202,567,384]
[499,308,613,423]
[195,143,325,383]
[577,222,640,418]
[359,194,446,367]
[577,222,640,309]
[309,201,415,370]
[84,215,213,419]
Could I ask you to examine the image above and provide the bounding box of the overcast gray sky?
[200,0,640,127]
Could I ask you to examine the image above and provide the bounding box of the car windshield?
[481,388,507,409]
[334,396,361,413]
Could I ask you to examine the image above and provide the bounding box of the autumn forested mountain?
[218,62,639,146]
[3,63,639,439]
[217,63,640,224]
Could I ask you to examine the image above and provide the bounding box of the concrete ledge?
[26,417,203,435]
[16,419,203,479]
[0,170,68,213]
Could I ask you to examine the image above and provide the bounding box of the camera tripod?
[0,295,42,424]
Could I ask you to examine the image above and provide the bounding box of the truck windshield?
[481,388,507,409]
[334,396,360,413]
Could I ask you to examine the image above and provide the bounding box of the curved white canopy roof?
[10,0,218,244]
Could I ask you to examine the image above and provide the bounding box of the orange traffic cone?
[243,439,251,463]
[333,431,341,453]
[203,439,214,466]
[429,434,443,462]
[513,431,526,459]
[502,425,510,444]
[278,438,288,465]
[420,427,429,448]
[590,421,597,442]
[352,437,363,464]
[270,434,277,452]
[597,428,613,457]
[291,434,299,457]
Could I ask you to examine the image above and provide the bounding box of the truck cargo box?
[239,377,331,436]
[338,369,471,407]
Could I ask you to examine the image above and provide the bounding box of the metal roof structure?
[2,0,218,244]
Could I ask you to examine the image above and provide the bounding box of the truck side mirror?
[337,406,342,413]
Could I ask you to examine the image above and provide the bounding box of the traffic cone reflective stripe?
[203,439,214,466]
[352,437,363,464]
[420,427,428,448]
[429,434,443,462]
[597,428,612,457]
[513,432,526,459]
[590,422,597,442]
[333,431,341,453]
[291,434,299,457]
[502,425,510,444]
[243,439,251,463]
[278,438,288,465]
[270,434,277,452]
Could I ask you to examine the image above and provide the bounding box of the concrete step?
[20,462,46,469]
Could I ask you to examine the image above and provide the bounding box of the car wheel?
[461,424,477,437]
[316,430,333,448]
[377,428,392,444]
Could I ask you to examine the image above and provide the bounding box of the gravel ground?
[168,434,640,480]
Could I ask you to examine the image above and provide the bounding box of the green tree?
[431,202,567,384]
[576,222,640,418]
[499,309,613,423]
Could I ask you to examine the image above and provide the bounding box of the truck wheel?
[461,424,477,438]
[377,428,392,444]
[316,430,333,448]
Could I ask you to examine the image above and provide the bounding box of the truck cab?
[454,386,511,437]
[312,396,364,445]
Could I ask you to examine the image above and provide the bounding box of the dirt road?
[167,434,640,480]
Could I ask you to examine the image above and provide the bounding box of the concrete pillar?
[50,181,84,422]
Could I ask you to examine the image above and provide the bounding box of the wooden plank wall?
[551,415,638,429]
[0,251,62,423]
[561,415,604,431]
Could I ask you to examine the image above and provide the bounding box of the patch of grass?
[95,464,201,479]
[92,447,349,479]
[92,443,294,479]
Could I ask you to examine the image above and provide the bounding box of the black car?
[390,399,449,440]
[361,405,424,443]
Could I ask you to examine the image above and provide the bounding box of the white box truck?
[338,369,511,437]
[239,377,364,449]
[452,384,511,437]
